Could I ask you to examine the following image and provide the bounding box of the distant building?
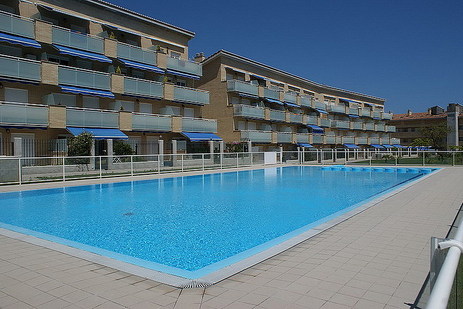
[388,104,463,147]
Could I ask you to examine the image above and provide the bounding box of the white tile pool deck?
[0,166,462,308]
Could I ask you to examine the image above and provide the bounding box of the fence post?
[18,157,22,185]
[99,156,102,179]
[236,152,239,168]
[130,155,134,176]
[395,155,398,166]
[369,154,372,166]
[181,154,184,172]
[157,155,161,174]
[422,152,425,166]
[250,151,253,166]
[316,149,319,163]
[62,157,66,181]
[452,152,455,166]
[202,153,205,171]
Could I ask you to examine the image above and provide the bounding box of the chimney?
[427,108,432,115]
[407,109,412,116]
[194,52,205,63]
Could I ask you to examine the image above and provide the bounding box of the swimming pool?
[0,166,435,282]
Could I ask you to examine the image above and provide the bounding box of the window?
[47,54,69,66]
[76,59,92,70]
[0,44,22,58]
[176,79,186,87]
[247,122,257,130]
[82,96,99,109]
[171,51,181,59]
[161,105,181,116]
[49,93,76,107]
[5,88,28,103]
[132,70,145,79]
[236,121,246,130]
[183,107,194,118]
[139,103,152,114]
[111,100,134,112]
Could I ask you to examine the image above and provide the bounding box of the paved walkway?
[0,168,462,309]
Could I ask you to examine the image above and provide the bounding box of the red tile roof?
[392,112,447,121]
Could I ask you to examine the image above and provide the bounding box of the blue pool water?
[0,166,433,278]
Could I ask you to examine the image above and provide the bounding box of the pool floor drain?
[123,212,134,216]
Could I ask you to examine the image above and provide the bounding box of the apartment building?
[0,0,219,158]
[389,104,463,147]
[197,50,398,152]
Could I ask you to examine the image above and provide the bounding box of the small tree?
[419,124,451,150]
[410,138,432,147]
[113,140,134,156]
[68,132,93,165]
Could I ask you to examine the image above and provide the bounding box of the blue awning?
[370,144,385,149]
[344,144,360,149]
[166,69,200,80]
[382,144,394,148]
[66,127,128,140]
[181,132,222,141]
[0,32,41,48]
[393,144,406,148]
[298,143,313,148]
[238,92,259,99]
[60,85,115,98]
[315,108,328,114]
[373,117,381,120]
[265,98,284,105]
[285,102,300,108]
[53,44,112,63]
[348,114,359,118]
[118,58,165,74]
[307,125,324,134]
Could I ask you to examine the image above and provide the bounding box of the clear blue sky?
[107,0,462,114]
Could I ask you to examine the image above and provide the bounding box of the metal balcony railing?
[227,80,258,96]
[173,85,209,105]
[132,113,172,131]
[66,107,119,128]
[0,11,34,38]
[0,102,48,127]
[117,42,157,66]
[182,117,217,133]
[233,105,265,119]
[124,76,163,99]
[58,66,111,90]
[52,26,104,54]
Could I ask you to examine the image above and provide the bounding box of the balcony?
[263,88,280,101]
[386,125,396,133]
[360,109,372,117]
[312,134,323,144]
[376,124,386,132]
[380,137,390,145]
[356,137,368,144]
[52,26,104,54]
[182,117,217,133]
[350,122,364,130]
[382,112,393,120]
[240,130,272,143]
[313,101,327,110]
[324,135,336,144]
[227,80,258,96]
[296,133,310,143]
[369,137,380,144]
[233,105,265,119]
[66,107,119,128]
[117,42,157,66]
[0,55,41,82]
[269,109,286,122]
[329,104,346,114]
[307,116,319,125]
[289,114,304,123]
[0,11,35,39]
[372,111,381,119]
[391,138,401,144]
[277,132,293,143]
[333,120,350,129]
[166,56,201,76]
[0,102,48,127]
[364,123,375,131]
[348,107,359,116]
[342,136,355,144]
[124,76,163,99]
[173,85,209,105]
[132,113,172,131]
[319,118,331,127]
[284,92,297,104]
[58,66,111,90]
[300,96,311,107]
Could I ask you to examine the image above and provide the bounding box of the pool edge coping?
[0,167,444,288]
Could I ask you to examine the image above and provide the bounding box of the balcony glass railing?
[324,135,336,144]
[350,122,363,130]
[166,56,202,76]
[240,130,272,143]
[269,109,286,122]
[227,80,258,96]
[66,108,119,128]
[300,96,312,107]
[296,133,310,143]
[365,123,375,131]
[132,113,172,131]
[329,104,347,114]
[382,112,393,120]
[173,85,209,105]
[306,116,318,125]
[117,42,157,66]
[380,138,390,145]
[263,88,280,100]
[320,118,331,127]
[333,120,350,129]
[372,111,382,118]
[277,132,292,143]
[356,137,368,144]
[52,26,104,54]
[233,105,265,119]
[58,66,111,90]
[124,77,163,99]
[343,136,355,144]
[348,107,359,116]
[0,55,40,81]
[312,134,323,144]
[391,138,400,144]
[313,101,327,110]
[376,124,386,131]
[0,11,34,39]
[0,102,48,127]
[182,117,217,133]
[289,114,303,123]
[369,137,380,144]
[284,92,297,104]
[361,109,372,117]
[386,125,396,133]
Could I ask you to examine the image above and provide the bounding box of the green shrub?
[114,140,134,156]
